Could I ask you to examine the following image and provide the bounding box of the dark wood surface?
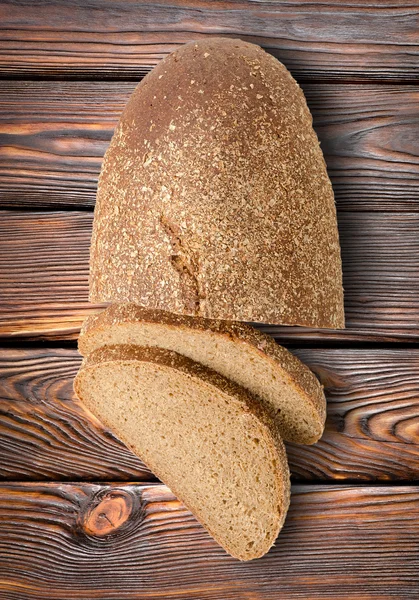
[1,211,419,342]
[1,0,419,81]
[1,482,418,599]
[1,82,419,210]
[1,1,419,597]
[0,347,418,482]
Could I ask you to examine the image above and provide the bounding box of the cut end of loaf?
[74,344,290,560]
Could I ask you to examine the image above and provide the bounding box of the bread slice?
[79,304,326,444]
[74,344,290,561]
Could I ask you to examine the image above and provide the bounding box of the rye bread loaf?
[89,37,344,328]
[74,344,290,560]
[79,304,326,444]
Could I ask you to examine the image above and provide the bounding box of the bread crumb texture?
[79,303,327,444]
[90,38,344,328]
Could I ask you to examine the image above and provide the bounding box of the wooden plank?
[0,210,418,342]
[1,81,419,210]
[1,347,418,482]
[291,349,419,481]
[0,80,123,209]
[0,211,94,340]
[0,482,418,599]
[1,0,419,81]
[0,348,150,481]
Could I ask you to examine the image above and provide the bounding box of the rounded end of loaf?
[89,37,344,329]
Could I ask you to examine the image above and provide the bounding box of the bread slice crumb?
[74,344,290,561]
[79,304,326,444]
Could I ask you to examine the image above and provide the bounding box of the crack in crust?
[159,214,205,314]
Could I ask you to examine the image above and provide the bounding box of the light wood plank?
[1,0,418,81]
[0,482,418,599]
[0,211,418,341]
[0,348,418,481]
[1,81,418,210]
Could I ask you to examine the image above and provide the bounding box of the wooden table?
[1,1,419,598]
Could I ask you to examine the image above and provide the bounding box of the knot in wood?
[83,489,133,537]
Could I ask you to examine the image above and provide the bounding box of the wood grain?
[291,349,419,481]
[1,81,419,210]
[0,2,417,595]
[0,211,97,340]
[1,347,418,482]
[0,210,418,341]
[1,0,419,81]
[0,482,418,599]
[0,348,150,480]
[0,80,122,208]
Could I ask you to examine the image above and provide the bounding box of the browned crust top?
[90,37,344,328]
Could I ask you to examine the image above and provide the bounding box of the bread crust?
[75,344,291,560]
[79,303,326,440]
[89,37,344,328]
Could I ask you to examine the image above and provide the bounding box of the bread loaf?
[90,37,344,328]
[74,344,290,560]
[79,304,326,444]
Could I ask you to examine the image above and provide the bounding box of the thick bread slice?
[79,304,326,444]
[74,345,290,561]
